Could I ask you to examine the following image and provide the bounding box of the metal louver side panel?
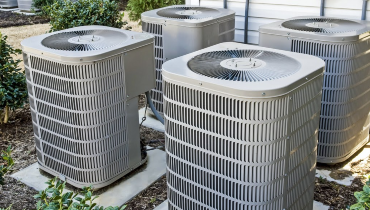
[218,19,236,43]
[291,37,370,164]
[142,22,164,115]
[26,54,135,188]
[0,0,17,8]
[163,74,323,209]
[17,0,32,11]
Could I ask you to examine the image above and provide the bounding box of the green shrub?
[32,0,55,16]
[350,175,370,210]
[34,177,127,210]
[47,0,126,32]
[0,146,14,185]
[126,0,185,22]
[0,33,28,124]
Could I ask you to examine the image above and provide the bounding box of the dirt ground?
[0,11,49,28]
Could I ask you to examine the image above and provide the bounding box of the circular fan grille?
[282,18,364,33]
[41,30,127,51]
[157,7,220,19]
[188,50,301,82]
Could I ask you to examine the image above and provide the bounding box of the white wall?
[187,0,370,44]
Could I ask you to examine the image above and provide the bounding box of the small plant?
[34,177,127,210]
[0,205,12,210]
[47,0,126,32]
[350,175,370,210]
[0,146,14,185]
[126,0,184,22]
[0,32,28,124]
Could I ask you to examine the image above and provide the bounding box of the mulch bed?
[1,102,369,210]
[0,11,49,28]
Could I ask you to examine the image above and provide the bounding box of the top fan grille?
[41,30,127,51]
[281,18,364,33]
[188,50,301,82]
[156,7,220,19]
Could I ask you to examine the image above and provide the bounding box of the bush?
[350,175,370,210]
[47,0,126,32]
[0,33,28,124]
[0,146,14,185]
[32,0,55,16]
[126,0,185,22]
[34,177,127,210]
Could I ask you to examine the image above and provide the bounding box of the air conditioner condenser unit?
[259,16,370,164]
[141,5,235,116]
[21,25,155,189]
[162,42,325,209]
[0,0,17,8]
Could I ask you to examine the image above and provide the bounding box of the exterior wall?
[187,0,370,44]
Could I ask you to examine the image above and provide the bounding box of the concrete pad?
[313,201,330,210]
[315,169,355,186]
[0,8,19,11]
[11,147,166,207]
[12,10,36,15]
[139,107,164,132]
[153,200,168,210]
[316,142,370,186]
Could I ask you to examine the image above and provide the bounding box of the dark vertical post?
[244,0,250,44]
[362,0,368,20]
[223,0,227,9]
[320,0,325,16]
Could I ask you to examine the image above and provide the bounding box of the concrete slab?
[313,201,330,210]
[316,142,370,186]
[0,8,18,11]
[315,169,355,186]
[11,147,166,207]
[153,200,168,210]
[12,10,36,15]
[139,107,164,132]
[154,200,329,210]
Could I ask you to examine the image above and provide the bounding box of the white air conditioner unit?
[259,16,370,164]
[21,26,155,189]
[141,5,235,116]
[0,0,17,8]
[162,42,324,209]
[17,0,32,11]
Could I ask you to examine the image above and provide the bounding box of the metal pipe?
[320,0,325,16]
[145,91,164,125]
[362,0,368,20]
[244,0,250,44]
[223,0,227,9]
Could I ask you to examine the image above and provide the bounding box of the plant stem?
[3,105,9,124]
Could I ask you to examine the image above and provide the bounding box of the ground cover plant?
[350,175,370,210]
[0,146,14,185]
[34,177,127,210]
[0,33,28,124]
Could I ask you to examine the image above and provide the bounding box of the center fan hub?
[68,35,103,44]
[305,22,339,28]
[220,58,265,70]
[175,10,202,15]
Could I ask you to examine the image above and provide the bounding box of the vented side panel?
[0,0,17,7]
[142,22,164,114]
[291,37,370,163]
[163,74,323,209]
[17,0,32,11]
[26,54,132,187]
